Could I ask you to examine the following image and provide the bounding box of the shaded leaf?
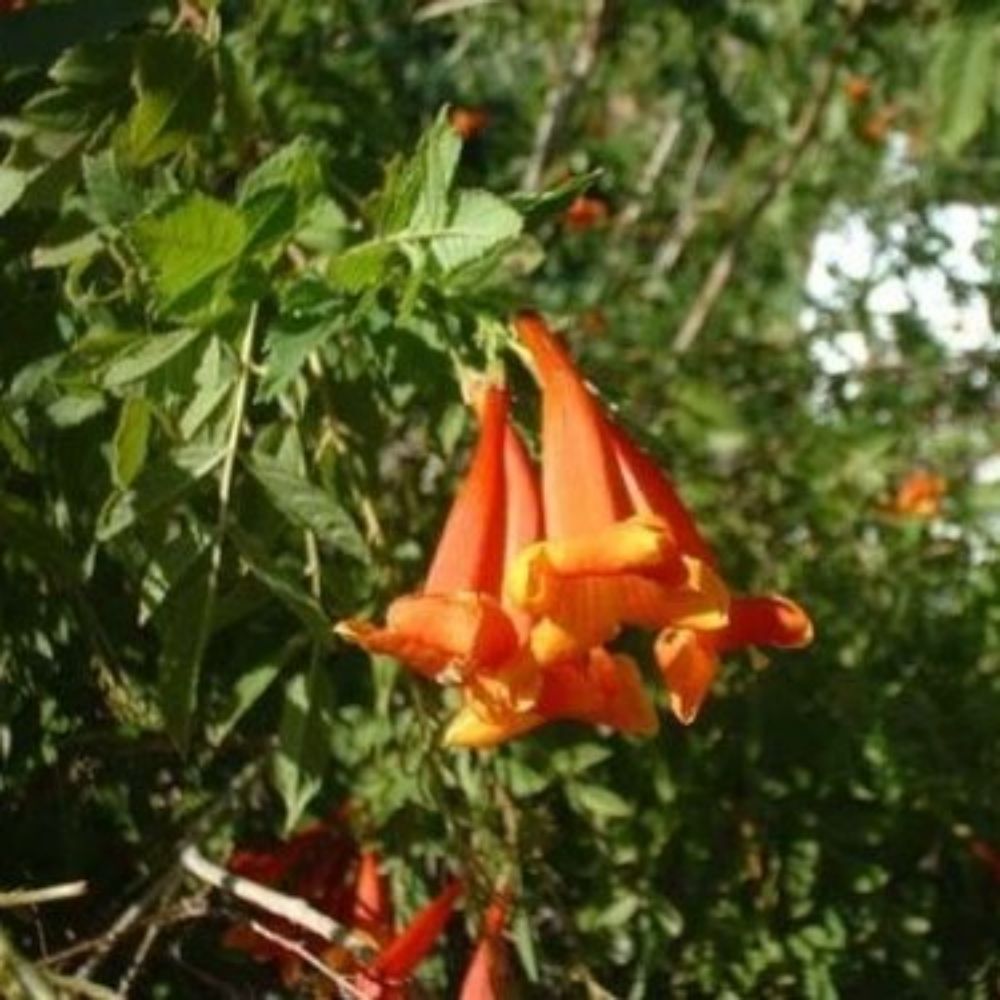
[131,194,247,316]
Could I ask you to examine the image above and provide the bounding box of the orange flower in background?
[510,311,812,724]
[969,839,1000,887]
[843,74,873,105]
[892,469,946,519]
[224,813,461,996]
[459,893,512,999]
[563,194,610,232]
[336,385,538,680]
[449,105,490,140]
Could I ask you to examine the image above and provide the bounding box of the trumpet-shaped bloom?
[511,311,812,723]
[459,894,512,999]
[336,385,540,680]
[655,595,813,723]
[444,647,658,748]
[509,312,728,666]
[891,468,946,518]
[224,814,461,996]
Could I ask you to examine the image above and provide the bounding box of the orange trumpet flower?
[449,105,491,140]
[510,311,811,723]
[508,311,728,666]
[359,879,464,995]
[563,194,610,231]
[459,893,512,999]
[444,646,658,748]
[891,468,946,519]
[336,384,540,681]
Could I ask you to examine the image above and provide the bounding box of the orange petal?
[519,557,729,665]
[443,655,544,748]
[367,880,463,982]
[605,419,716,565]
[336,592,519,678]
[352,852,394,945]
[459,896,510,1000]
[513,312,630,539]
[718,595,813,652]
[538,649,659,735]
[424,385,508,595]
[654,629,719,725]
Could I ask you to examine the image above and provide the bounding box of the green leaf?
[930,19,995,155]
[0,166,30,218]
[328,240,394,293]
[408,110,463,231]
[573,783,634,819]
[375,111,461,234]
[247,452,367,560]
[239,137,325,206]
[157,551,213,753]
[82,150,142,225]
[131,194,247,316]
[119,34,216,168]
[228,526,331,640]
[97,443,225,541]
[430,189,522,273]
[111,397,152,488]
[259,314,338,402]
[207,658,284,748]
[273,658,336,831]
[103,327,205,388]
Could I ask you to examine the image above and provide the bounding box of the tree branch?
[179,846,373,958]
[610,108,683,240]
[0,881,88,909]
[672,9,866,353]
[521,0,615,191]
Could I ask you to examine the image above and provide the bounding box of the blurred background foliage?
[1,0,998,996]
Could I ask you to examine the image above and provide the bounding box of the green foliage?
[1,0,998,997]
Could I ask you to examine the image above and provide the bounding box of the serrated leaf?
[83,150,142,225]
[240,137,325,206]
[120,34,216,168]
[103,327,205,388]
[431,189,523,273]
[409,111,463,231]
[247,452,367,560]
[273,659,335,831]
[328,240,394,293]
[930,19,995,155]
[131,194,247,316]
[111,396,152,488]
[259,315,337,402]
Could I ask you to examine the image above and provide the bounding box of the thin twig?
[247,921,370,1000]
[179,847,373,958]
[0,881,88,909]
[116,919,161,998]
[671,8,867,353]
[646,128,714,282]
[44,972,121,1000]
[75,757,265,977]
[413,0,501,21]
[521,0,615,191]
[610,110,683,240]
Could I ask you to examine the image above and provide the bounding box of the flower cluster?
[224,809,508,997]
[337,312,812,747]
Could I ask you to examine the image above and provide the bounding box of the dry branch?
[521,0,615,191]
